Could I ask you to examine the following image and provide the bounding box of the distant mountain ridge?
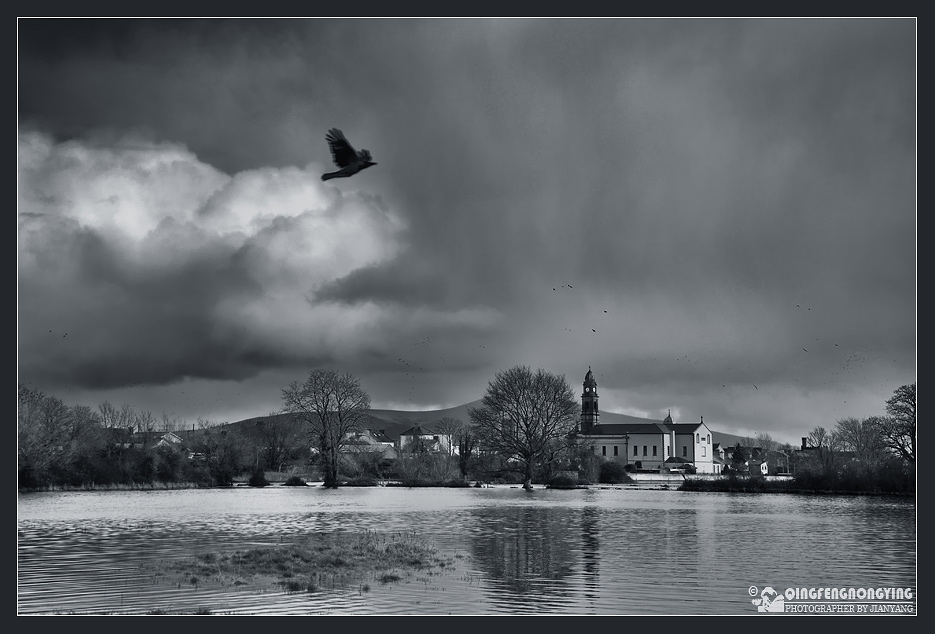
[230,401,753,447]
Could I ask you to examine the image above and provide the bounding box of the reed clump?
[147,529,452,598]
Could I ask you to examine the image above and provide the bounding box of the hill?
[226,401,752,446]
[365,401,482,436]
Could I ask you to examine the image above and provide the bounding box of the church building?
[576,367,719,474]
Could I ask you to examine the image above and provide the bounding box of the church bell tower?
[580,366,600,433]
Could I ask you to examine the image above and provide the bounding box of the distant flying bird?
[321,128,377,181]
[754,385,758,390]
[803,348,808,352]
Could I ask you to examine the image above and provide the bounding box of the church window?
[633,445,638,456]
[696,433,700,443]
[653,446,657,456]
[613,446,618,456]
[682,446,688,457]
[707,434,711,444]
[642,446,647,456]
[702,446,706,457]
[602,446,606,456]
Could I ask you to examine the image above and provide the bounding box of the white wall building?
[576,367,720,474]
[396,424,454,455]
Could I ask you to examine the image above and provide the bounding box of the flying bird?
[321,128,377,181]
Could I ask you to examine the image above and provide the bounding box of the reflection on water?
[470,506,577,605]
[581,505,600,604]
[17,487,916,615]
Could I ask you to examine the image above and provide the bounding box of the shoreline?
[18,479,915,498]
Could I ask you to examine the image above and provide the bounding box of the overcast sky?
[17,18,916,444]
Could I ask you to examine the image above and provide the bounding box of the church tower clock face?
[580,366,600,433]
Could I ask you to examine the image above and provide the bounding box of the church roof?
[668,422,707,432]
[584,422,669,436]
[582,421,708,436]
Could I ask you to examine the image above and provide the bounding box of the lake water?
[17,485,917,615]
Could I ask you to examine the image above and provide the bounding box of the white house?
[576,367,720,474]
[341,429,398,459]
[396,424,454,455]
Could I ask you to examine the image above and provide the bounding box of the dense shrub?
[283,475,307,486]
[248,469,270,487]
[546,474,580,489]
[598,461,631,484]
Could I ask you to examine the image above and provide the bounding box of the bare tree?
[254,412,302,472]
[835,416,888,477]
[435,417,463,458]
[468,366,578,490]
[456,426,477,478]
[119,403,136,430]
[18,385,104,487]
[435,417,463,478]
[755,432,777,455]
[805,426,842,475]
[874,382,916,463]
[97,401,121,428]
[196,417,215,430]
[160,412,183,433]
[281,369,371,488]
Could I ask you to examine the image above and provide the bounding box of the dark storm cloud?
[18,19,915,440]
[17,128,408,394]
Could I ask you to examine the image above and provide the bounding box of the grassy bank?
[18,481,216,494]
[142,529,455,607]
[679,477,914,496]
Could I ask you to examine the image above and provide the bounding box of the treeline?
[17,384,307,490]
[682,383,916,495]
[336,436,619,488]
[794,383,915,494]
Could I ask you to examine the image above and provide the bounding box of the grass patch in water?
[146,530,451,600]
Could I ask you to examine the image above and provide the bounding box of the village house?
[575,367,720,474]
[396,424,454,455]
[341,429,398,459]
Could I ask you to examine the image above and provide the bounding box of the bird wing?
[325,128,358,168]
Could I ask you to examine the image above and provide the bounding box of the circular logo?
[748,586,758,596]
